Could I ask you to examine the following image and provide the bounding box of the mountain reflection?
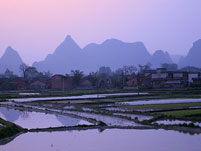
[55,114,80,126]
[0,107,22,122]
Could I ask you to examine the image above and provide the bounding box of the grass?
[0,118,24,140]
[123,102,201,110]
[158,109,201,117]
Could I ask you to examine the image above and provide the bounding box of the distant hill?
[0,46,24,75]
[170,54,184,64]
[180,66,201,72]
[179,39,201,68]
[33,35,152,74]
[149,50,173,68]
[3,35,201,75]
[33,35,84,74]
[82,38,151,72]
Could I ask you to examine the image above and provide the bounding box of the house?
[192,78,201,86]
[30,80,46,90]
[151,68,168,79]
[188,72,200,83]
[49,74,72,90]
[144,68,191,88]
[11,78,26,90]
[79,79,93,89]
[127,77,138,87]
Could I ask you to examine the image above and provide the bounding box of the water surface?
[119,98,201,106]
[155,120,201,127]
[0,107,91,129]
[9,93,148,102]
[0,129,201,151]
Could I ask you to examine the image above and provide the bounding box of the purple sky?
[0,0,201,65]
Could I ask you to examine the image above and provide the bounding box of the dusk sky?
[0,0,201,65]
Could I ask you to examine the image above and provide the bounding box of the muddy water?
[0,129,201,151]
[0,107,91,129]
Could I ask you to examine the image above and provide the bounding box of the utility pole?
[62,77,64,93]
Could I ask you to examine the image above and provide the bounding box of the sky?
[0,0,201,65]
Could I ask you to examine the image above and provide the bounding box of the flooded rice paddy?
[155,120,201,127]
[1,129,201,151]
[119,98,201,106]
[1,94,201,150]
[8,92,148,102]
[113,113,153,121]
[0,107,91,129]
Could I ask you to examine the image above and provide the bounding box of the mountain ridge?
[179,39,201,68]
[1,35,201,75]
[33,36,152,74]
[0,46,24,75]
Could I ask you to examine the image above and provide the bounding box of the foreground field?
[159,109,201,118]
[0,88,201,144]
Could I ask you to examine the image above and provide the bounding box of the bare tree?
[19,63,28,78]
[71,70,84,86]
[122,65,137,77]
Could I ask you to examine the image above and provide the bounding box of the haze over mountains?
[0,35,201,75]
[0,46,24,75]
[179,39,201,67]
[148,50,173,67]
[33,35,174,74]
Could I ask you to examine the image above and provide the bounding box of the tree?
[43,71,52,79]
[87,72,98,86]
[37,71,52,83]
[24,67,39,81]
[97,67,112,88]
[111,68,124,88]
[19,63,28,78]
[0,69,17,90]
[4,69,16,79]
[138,63,152,73]
[122,65,137,77]
[98,66,112,76]
[71,70,84,87]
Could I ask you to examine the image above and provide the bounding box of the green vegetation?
[158,109,201,117]
[1,88,201,136]
[0,118,25,140]
[123,102,201,110]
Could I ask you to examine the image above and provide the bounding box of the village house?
[11,78,26,90]
[30,79,46,90]
[49,74,73,90]
[150,68,189,88]
[135,68,201,88]
[192,77,201,86]
[188,72,200,83]
[127,77,138,87]
[79,79,93,89]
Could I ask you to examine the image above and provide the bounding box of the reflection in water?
[9,93,148,102]
[0,107,22,122]
[0,129,201,151]
[56,115,80,126]
[21,112,30,120]
[0,107,90,129]
[155,120,201,127]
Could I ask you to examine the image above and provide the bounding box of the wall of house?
[152,73,168,79]
[188,73,198,83]
[51,76,63,89]
[173,73,183,78]
[50,76,72,89]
